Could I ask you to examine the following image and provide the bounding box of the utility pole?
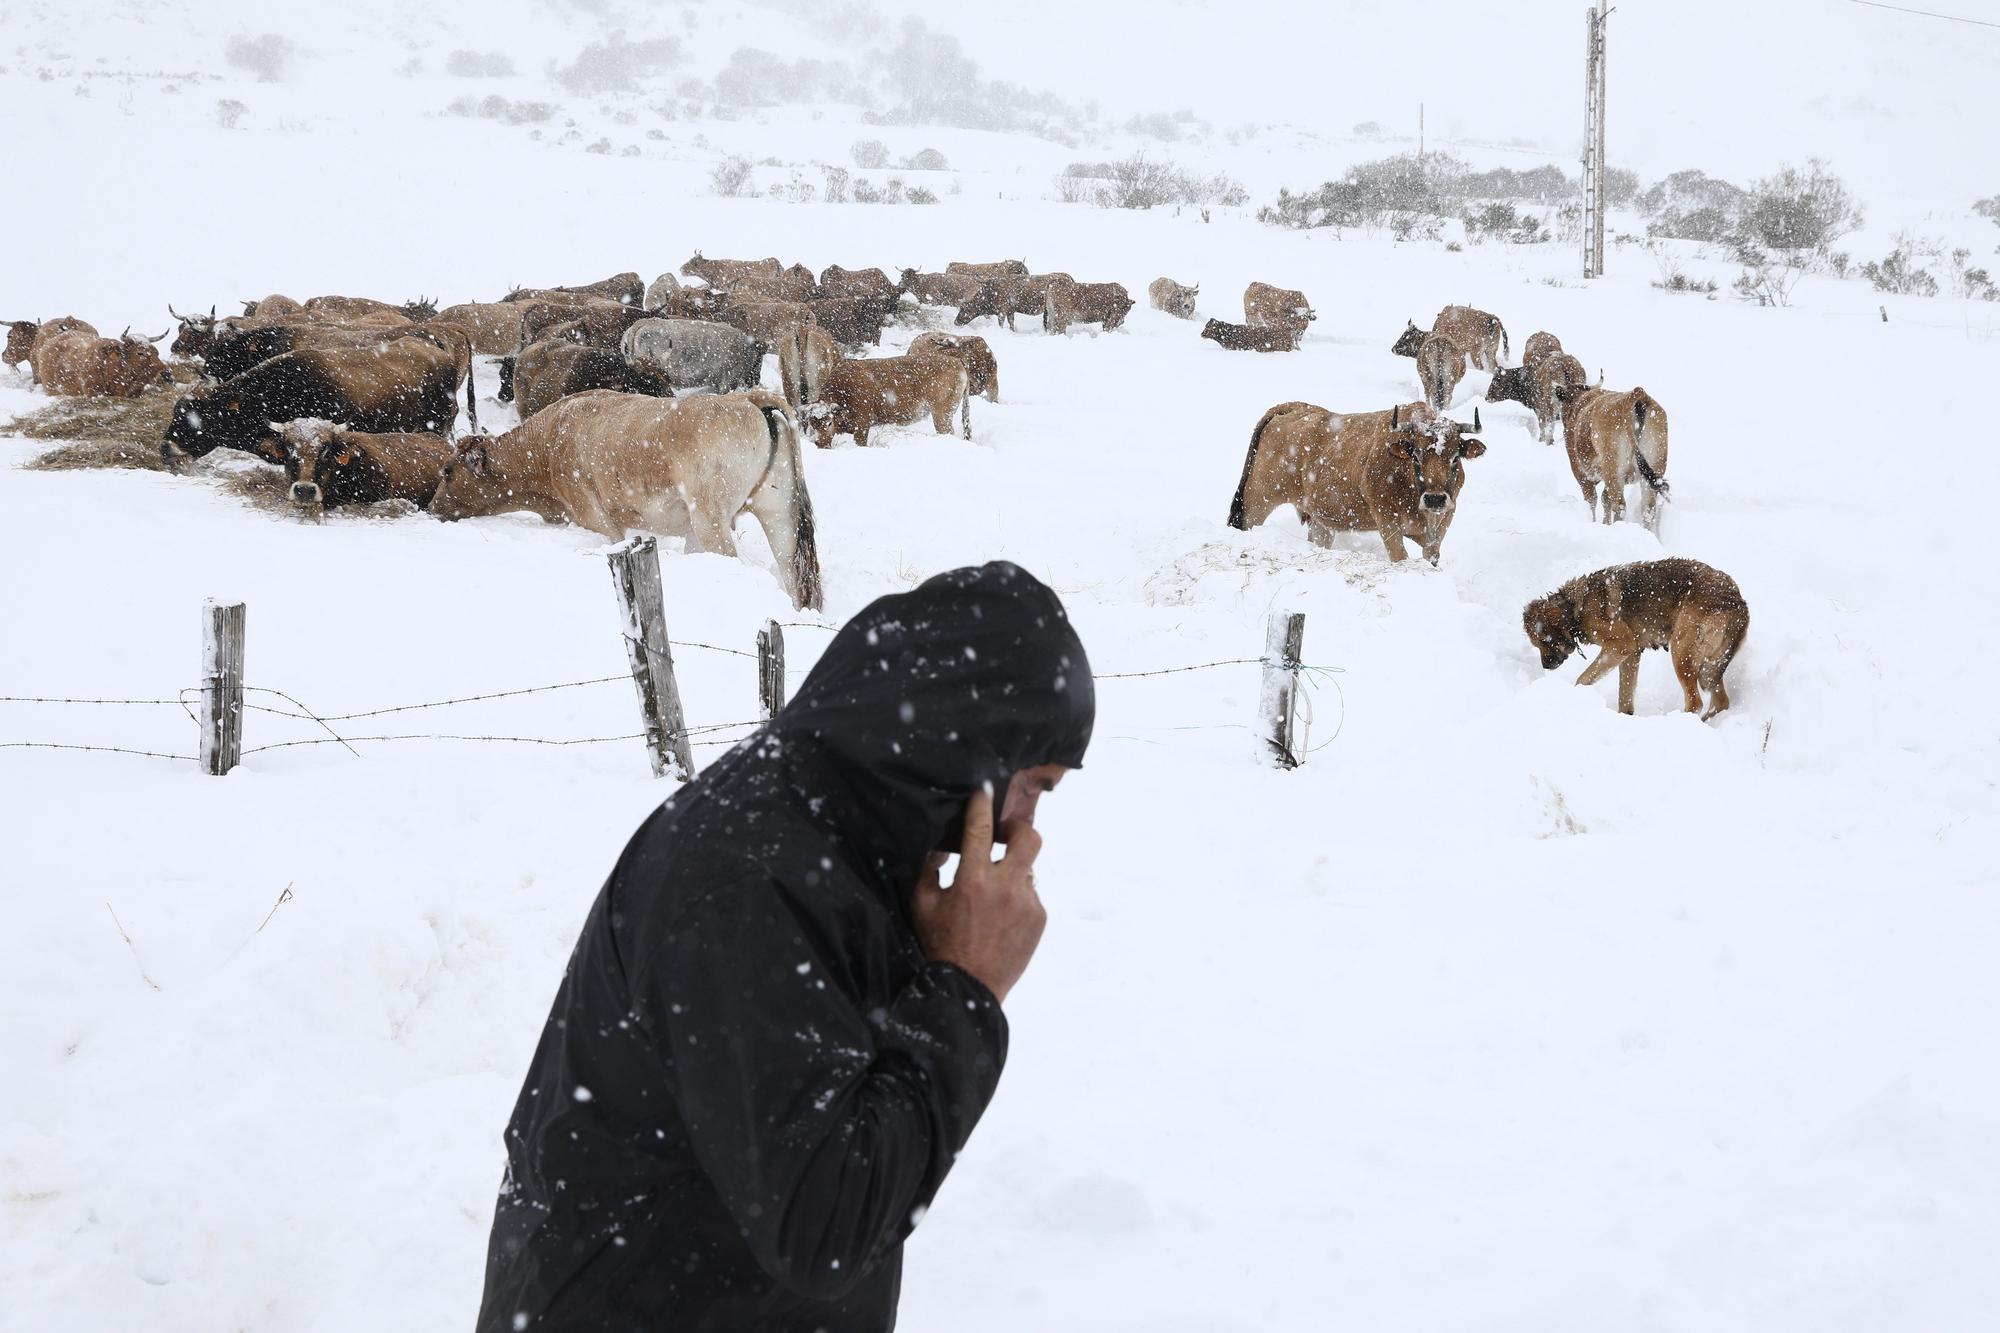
[1581,2,1610,278]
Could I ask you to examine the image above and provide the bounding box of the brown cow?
[946,260,1029,281]
[725,272,819,304]
[517,300,639,350]
[7,316,96,370]
[430,302,527,356]
[502,273,645,307]
[1395,306,1508,371]
[278,418,455,511]
[1416,333,1469,410]
[1200,318,1296,353]
[777,324,841,413]
[908,332,999,402]
[432,388,823,610]
[818,265,901,302]
[952,274,1068,330]
[1244,282,1315,341]
[1228,400,1487,565]
[805,296,896,347]
[1521,330,1564,367]
[1149,277,1200,319]
[722,300,816,348]
[1486,350,1586,445]
[1524,558,1749,718]
[1044,278,1134,334]
[243,294,304,318]
[898,270,984,308]
[810,352,970,448]
[31,327,170,397]
[303,295,414,323]
[512,339,674,420]
[680,253,784,288]
[1553,383,1670,531]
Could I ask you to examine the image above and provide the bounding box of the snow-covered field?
[5,4,2000,1330]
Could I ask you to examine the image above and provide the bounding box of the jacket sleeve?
[632,874,1008,1300]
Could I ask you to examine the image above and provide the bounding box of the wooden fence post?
[607,536,693,781]
[757,619,786,720]
[201,600,246,776]
[1258,609,1305,769]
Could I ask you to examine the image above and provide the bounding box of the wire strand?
[1847,0,2000,27]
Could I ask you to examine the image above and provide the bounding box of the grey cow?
[621,318,767,395]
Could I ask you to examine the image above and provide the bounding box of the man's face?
[1003,764,1070,828]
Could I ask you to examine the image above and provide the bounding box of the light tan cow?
[31,327,170,397]
[777,324,841,413]
[1553,383,1670,531]
[946,259,1029,281]
[1148,277,1199,319]
[1228,400,1487,565]
[432,389,823,609]
[907,331,999,402]
[431,302,528,356]
[6,315,96,369]
[1415,333,1469,410]
[680,253,785,287]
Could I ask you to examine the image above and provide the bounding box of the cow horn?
[1390,405,1400,430]
[168,303,184,321]
[142,329,169,343]
[1472,407,1482,433]
[119,326,130,340]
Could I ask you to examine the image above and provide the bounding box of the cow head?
[163,382,277,467]
[1386,404,1487,565]
[169,305,219,359]
[623,359,675,399]
[431,438,504,521]
[680,251,706,278]
[954,283,1001,326]
[1552,381,1590,407]
[4,320,38,369]
[1169,285,1198,318]
[112,328,172,392]
[1522,592,1584,670]
[1486,365,1533,408]
[278,419,338,509]
[1390,321,1427,358]
[1199,318,1225,343]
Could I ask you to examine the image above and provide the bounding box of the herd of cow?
[4,252,1747,717]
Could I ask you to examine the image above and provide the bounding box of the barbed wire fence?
[3,538,1342,776]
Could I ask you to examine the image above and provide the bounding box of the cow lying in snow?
[7,316,97,370]
[31,326,171,398]
[278,418,454,512]
[432,388,823,610]
[809,351,970,448]
[1228,400,1487,565]
[1200,319,1296,353]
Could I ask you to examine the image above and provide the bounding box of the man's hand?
[910,786,1046,1005]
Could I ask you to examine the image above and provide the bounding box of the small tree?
[851,138,889,169]
[1740,159,1863,254]
[905,147,949,171]
[710,156,753,198]
[225,33,293,82]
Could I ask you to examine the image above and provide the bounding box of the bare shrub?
[448,95,553,125]
[225,33,293,83]
[215,98,247,129]
[851,138,890,168]
[883,177,907,205]
[555,36,683,95]
[904,146,949,171]
[823,166,851,203]
[908,184,938,205]
[1731,240,1807,307]
[710,156,754,197]
[1740,159,1863,254]
[446,49,516,78]
[853,177,882,204]
[1462,202,1550,245]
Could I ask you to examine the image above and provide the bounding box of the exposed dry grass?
[6,359,204,472]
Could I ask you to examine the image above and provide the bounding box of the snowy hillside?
[4,3,1999,1331]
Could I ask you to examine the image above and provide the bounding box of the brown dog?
[1523,558,1749,718]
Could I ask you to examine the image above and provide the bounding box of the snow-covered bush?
[908,185,938,205]
[1861,246,1938,296]
[445,50,515,78]
[448,95,553,125]
[1739,159,1863,254]
[554,36,683,95]
[822,166,851,203]
[1462,202,1550,245]
[225,33,293,83]
[214,98,247,129]
[851,138,890,169]
[710,156,753,197]
[904,147,949,171]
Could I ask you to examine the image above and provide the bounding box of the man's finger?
[958,784,995,863]
[996,820,1042,868]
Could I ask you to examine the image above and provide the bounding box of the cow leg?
[1578,478,1599,521]
[1617,654,1643,715]
[1378,528,1410,562]
[684,505,740,558]
[1602,481,1625,525]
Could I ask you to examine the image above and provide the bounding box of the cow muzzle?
[290,482,322,506]
[1421,491,1449,512]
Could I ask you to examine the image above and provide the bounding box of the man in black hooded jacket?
[475,562,1095,1332]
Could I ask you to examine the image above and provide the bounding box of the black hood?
[766,561,1093,892]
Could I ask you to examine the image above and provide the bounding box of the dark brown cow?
[199,323,478,431]
[31,327,171,397]
[1200,319,1296,353]
[810,352,970,448]
[162,336,465,467]
[516,300,637,350]
[946,260,1029,280]
[1487,349,1586,445]
[1228,400,1487,565]
[1044,278,1134,334]
[952,274,1068,330]
[1553,382,1670,531]
[722,300,816,348]
[819,265,901,302]
[1244,282,1315,339]
[908,332,999,402]
[7,316,96,370]
[806,296,896,347]
[512,339,674,420]
[502,273,645,307]
[897,270,984,308]
[278,418,455,511]
[680,253,784,288]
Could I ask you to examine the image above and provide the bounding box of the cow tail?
[463,342,478,435]
[761,404,824,611]
[1496,318,1509,363]
[1229,405,1283,529]
[958,363,971,440]
[1633,396,1669,495]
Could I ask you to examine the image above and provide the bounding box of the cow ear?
[225,397,241,412]
[333,446,355,466]
[1460,438,1487,459]
[1387,435,1419,459]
